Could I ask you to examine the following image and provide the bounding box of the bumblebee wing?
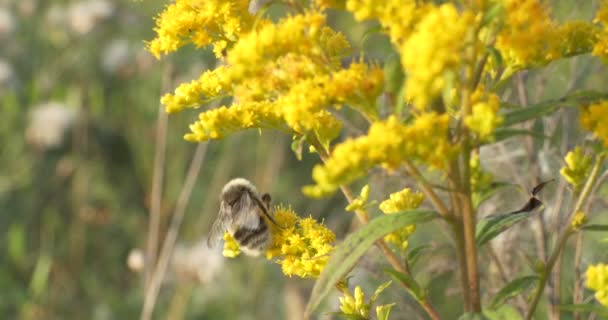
[207,201,232,248]
[231,194,261,229]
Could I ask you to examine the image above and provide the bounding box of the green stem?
[525,153,605,320]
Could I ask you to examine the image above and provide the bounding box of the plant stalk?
[525,153,605,320]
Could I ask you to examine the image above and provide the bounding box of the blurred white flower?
[0,59,15,89]
[68,0,114,34]
[101,38,131,75]
[127,248,145,273]
[25,102,76,150]
[0,7,16,36]
[173,239,224,285]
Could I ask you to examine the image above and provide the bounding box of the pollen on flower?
[560,147,592,192]
[580,101,608,147]
[222,232,241,258]
[161,66,233,113]
[265,207,335,279]
[586,263,608,306]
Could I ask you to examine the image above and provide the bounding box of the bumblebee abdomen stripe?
[233,220,269,248]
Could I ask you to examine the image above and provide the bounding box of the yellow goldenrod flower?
[280,62,384,134]
[222,206,334,279]
[496,0,556,68]
[586,263,608,306]
[560,147,592,192]
[551,21,600,59]
[222,232,241,258]
[465,87,503,140]
[580,101,608,147]
[570,211,587,230]
[304,114,455,197]
[161,66,233,113]
[379,188,424,214]
[400,4,475,109]
[379,188,423,251]
[594,1,608,62]
[147,0,255,59]
[265,207,335,279]
[338,281,392,318]
[345,0,421,45]
[345,184,370,212]
[184,101,284,141]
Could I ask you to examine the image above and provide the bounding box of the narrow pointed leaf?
[305,210,439,316]
[500,91,608,127]
[581,224,608,232]
[407,244,433,269]
[376,303,396,320]
[490,275,539,309]
[476,211,535,246]
[385,269,425,301]
[559,304,608,317]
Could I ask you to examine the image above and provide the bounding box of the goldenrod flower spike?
[560,147,592,192]
[580,101,608,147]
[586,263,608,306]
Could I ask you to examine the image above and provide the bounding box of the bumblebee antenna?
[248,190,282,228]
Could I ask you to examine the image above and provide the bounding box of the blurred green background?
[1,0,607,319]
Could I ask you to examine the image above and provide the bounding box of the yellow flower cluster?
[552,21,599,59]
[184,101,284,141]
[226,12,342,79]
[304,114,455,197]
[465,87,503,140]
[345,0,421,45]
[153,9,387,146]
[570,211,587,231]
[379,188,424,214]
[339,286,369,317]
[379,188,424,251]
[495,0,556,68]
[469,154,493,193]
[266,207,335,279]
[586,263,608,306]
[400,4,475,109]
[338,281,392,318]
[221,207,334,278]
[147,0,255,59]
[161,66,233,113]
[279,62,384,133]
[594,1,608,62]
[222,232,241,258]
[580,101,608,147]
[345,184,370,212]
[560,147,592,192]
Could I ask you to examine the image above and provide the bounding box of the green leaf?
[481,3,504,26]
[559,303,608,317]
[326,312,368,320]
[581,224,608,232]
[407,244,433,269]
[491,129,549,144]
[473,182,512,208]
[305,210,439,316]
[490,275,539,309]
[500,91,608,127]
[370,280,392,306]
[383,54,404,94]
[291,135,306,160]
[476,211,535,247]
[384,269,425,301]
[376,303,396,320]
